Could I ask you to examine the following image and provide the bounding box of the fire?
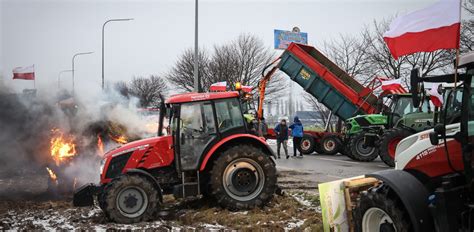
[46,167,58,185]
[110,134,128,144]
[50,128,76,166]
[97,134,104,155]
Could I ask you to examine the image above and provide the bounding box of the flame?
[110,134,128,144]
[97,134,104,155]
[50,128,76,166]
[46,167,58,185]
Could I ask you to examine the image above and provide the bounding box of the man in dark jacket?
[274,119,289,159]
[290,116,304,157]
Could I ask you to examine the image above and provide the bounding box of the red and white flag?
[379,78,407,94]
[242,85,253,93]
[429,83,444,107]
[210,81,227,91]
[13,65,35,80]
[383,0,461,59]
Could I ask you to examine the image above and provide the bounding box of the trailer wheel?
[210,145,277,210]
[379,128,413,167]
[102,175,160,223]
[300,134,315,154]
[349,132,378,162]
[320,135,341,155]
[354,185,411,232]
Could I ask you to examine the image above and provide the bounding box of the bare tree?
[461,0,474,52]
[166,34,286,97]
[323,34,373,84]
[127,75,167,108]
[166,48,209,92]
[114,81,130,98]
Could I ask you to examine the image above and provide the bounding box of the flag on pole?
[379,77,407,94]
[13,65,35,80]
[241,85,253,93]
[429,83,444,107]
[383,0,461,59]
[210,81,227,91]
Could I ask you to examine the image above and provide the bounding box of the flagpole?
[454,0,462,88]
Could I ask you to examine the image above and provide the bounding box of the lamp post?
[58,69,72,89]
[193,0,199,92]
[102,18,134,90]
[72,51,94,95]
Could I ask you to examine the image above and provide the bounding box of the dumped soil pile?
[0,193,322,231]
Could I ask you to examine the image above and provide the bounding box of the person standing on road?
[274,119,289,159]
[290,116,304,157]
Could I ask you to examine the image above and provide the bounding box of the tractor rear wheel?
[379,128,413,167]
[349,132,378,162]
[320,135,341,155]
[101,175,160,223]
[354,185,411,232]
[210,145,277,210]
[300,134,315,154]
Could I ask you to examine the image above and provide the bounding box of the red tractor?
[74,90,278,223]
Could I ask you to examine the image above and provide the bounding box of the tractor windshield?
[392,96,429,116]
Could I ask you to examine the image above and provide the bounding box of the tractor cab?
[383,93,431,128]
[163,91,248,171]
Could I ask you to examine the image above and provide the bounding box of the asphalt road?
[268,141,390,184]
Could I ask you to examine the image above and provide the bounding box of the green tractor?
[345,93,433,165]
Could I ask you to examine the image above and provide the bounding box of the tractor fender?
[125,168,163,202]
[367,169,434,232]
[199,134,275,171]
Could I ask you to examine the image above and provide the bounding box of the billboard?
[274,29,308,50]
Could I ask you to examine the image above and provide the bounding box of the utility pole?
[193,0,199,92]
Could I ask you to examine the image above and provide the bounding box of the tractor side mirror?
[429,131,439,145]
[429,124,446,145]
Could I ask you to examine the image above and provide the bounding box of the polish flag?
[429,83,444,107]
[210,81,227,91]
[383,0,461,59]
[13,65,35,80]
[242,85,253,93]
[380,78,407,94]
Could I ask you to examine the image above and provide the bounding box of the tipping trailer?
[260,43,381,155]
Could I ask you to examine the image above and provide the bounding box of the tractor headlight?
[99,158,106,175]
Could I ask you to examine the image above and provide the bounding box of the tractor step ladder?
[173,171,201,199]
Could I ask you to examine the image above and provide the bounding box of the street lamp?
[58,69,72,89]
[102,18,134,90]
[193,0,199,92]
[72,51,94,95]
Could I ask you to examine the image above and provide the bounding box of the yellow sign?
[299,68,311,80]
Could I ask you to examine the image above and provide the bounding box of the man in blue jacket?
[274,119,289,159]
[290,116,304,157]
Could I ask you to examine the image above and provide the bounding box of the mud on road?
[0,170,322,231]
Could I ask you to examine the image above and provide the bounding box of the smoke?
[0,81,160,195]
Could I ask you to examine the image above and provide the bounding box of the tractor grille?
[105,152,133,179]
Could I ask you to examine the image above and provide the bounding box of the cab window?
[215,98,244,132]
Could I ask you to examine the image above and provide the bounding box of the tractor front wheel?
[349,132,378,162]
[210,145,277,210]
[354,185,411,232]
[379,128,413,167]
[101,175,160,223]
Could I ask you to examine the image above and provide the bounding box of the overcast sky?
[1,0,438,94]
